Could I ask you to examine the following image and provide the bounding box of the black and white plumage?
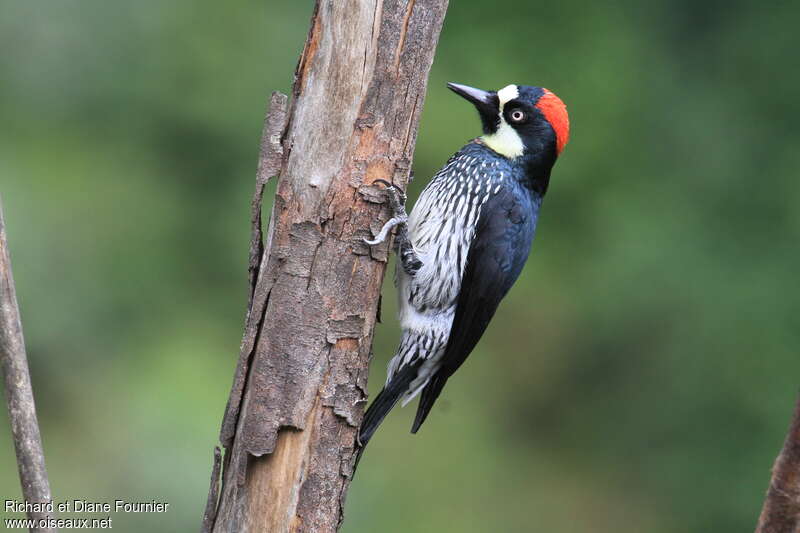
[358,82,570,461]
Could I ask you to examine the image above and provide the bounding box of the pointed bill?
[446,82,494,107]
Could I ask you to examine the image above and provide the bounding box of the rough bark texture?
[201,447,222,533]
[0,198,56,532]
[756,395,800,533]
[208,1,448,532]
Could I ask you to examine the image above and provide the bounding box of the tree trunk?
[206,1,448,531]
[0,198,56,533]
[756,395,800,533]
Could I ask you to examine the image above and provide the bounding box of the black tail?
[354,362,420,470]
[411,372,449,433]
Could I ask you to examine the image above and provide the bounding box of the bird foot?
[374,179,407,218]
[363,215,407,246]
[362,180,409,246]
[363,179,422,276]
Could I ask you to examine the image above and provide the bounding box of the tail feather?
[411,373,448,434]
[355,362,420,470]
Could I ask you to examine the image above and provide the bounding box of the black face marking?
[500,86,559,163]
[477,92,501,134]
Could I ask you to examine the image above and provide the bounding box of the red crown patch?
[536,90,570,155]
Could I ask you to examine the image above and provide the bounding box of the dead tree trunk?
[206,2,448,532]
[0,198,56,533]
[756,395,800,532]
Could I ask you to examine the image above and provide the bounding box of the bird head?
[447,82,569,161]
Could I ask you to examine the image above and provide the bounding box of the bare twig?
[756,394,800,533]
[0,197,56,532]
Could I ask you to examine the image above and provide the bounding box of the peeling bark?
[201,447,222,533]
[208,1,448,532]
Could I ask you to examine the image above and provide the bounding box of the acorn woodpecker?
[359,82,570,461]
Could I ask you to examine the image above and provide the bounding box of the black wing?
[411,187,538,432]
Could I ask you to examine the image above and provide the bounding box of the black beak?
[447,82,499,133]
[447,83,500,115]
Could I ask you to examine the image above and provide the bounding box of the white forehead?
[497,84,519,106]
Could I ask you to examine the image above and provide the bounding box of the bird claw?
[372,178,394,188]
[364,178,422,275]
[363,216,407,246]
[363,179,411,247]
[371,179,407,210]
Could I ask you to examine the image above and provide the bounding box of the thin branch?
[0,196,56,532]
[756,393,800,533]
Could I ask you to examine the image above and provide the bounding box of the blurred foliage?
[1,0,799,531]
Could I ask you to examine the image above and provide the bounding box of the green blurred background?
[2,0,798,531]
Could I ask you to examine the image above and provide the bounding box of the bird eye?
[509,109,525,122]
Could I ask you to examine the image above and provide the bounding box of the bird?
[358,82,570,464]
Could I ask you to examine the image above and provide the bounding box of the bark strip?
[209,1,448,531]
[201,447,223,533]
[0,197,56,532]
[220,92,290,451]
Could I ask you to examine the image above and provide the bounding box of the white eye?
[509,109,525,122]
